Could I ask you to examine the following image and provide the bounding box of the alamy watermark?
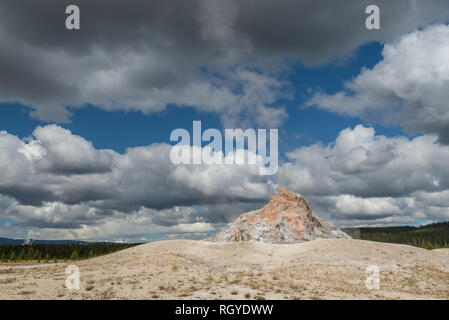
[170,121,278,175]
[65,265,80,290]
[365,265,380,290]
[65,5,80,30]
[64,4,379,31]
[365,5,380,30]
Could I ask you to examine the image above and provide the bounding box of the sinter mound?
[209,187,350,243]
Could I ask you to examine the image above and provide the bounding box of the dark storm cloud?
[1,0,447,60]
[0,0,448,122]
[0,185,54,206]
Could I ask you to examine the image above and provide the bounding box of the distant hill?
[343,221,449,249]
[0,238,23,245]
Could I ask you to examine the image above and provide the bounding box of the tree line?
[0,243,140,262]
[344,221,449,250]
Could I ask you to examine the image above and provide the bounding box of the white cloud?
[279,125,449,225]
[25,125,114,175]
[2,123,449,238]
[0,125,275,239]
[306,24,449,143]
[280,125,449,197]
[334,195,403,217]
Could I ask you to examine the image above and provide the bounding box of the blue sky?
[0,42,400,156]
[1,1,449,241]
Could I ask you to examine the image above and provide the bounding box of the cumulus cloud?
[334,195,403,218]
[306,24,449,144]
[0,190,221,241]
[21,125,114,175]
[2,123,449,237]
[2,2,449,236]
[279,125,449,197]
[0,125,275,239]
[2,126,275,206]
[279,125,449,225]
[1,1,449,124]
[0,203,215,241]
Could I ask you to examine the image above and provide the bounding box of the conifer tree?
[9,251,16,261]
[33,249,41,260]
[17,248,26,260]
[26,247,35,260]
[70,249,79,260]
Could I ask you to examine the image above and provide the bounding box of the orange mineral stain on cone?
[209,187,349,243]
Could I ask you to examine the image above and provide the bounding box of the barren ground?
[1,239,448,300]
